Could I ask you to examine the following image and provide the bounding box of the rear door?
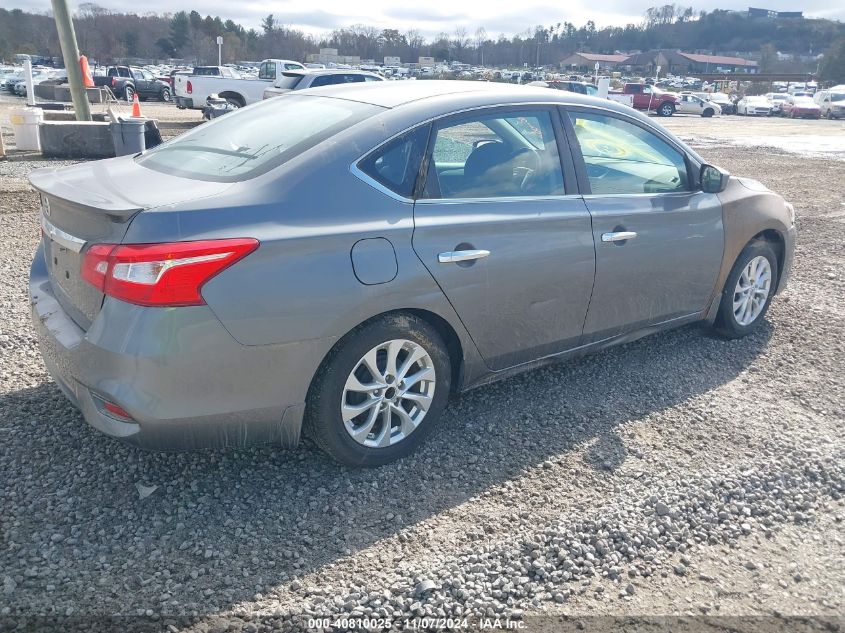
[411,107,595,370]
[563,108,724,342]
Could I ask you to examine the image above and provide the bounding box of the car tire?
[658,102,674,117]
[124,86,134,102]
[702,108,714,118]
[712,240,779,339]
[305,313,452,467]
[161,88,171,102]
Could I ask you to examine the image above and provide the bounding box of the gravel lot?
[1,97,844,632]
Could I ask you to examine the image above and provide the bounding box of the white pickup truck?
[174,59,305,110]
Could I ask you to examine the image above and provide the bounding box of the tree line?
[1,3,843,78]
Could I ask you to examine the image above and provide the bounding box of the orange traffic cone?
[79,55,94,88]
[131,93,142,118]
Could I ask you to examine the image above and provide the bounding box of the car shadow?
[1,321,773,619]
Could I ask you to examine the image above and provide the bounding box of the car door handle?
[438,249,490,264]
[601,231,638,243]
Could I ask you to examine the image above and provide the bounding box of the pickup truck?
[174,59,305,110]
[94,66,171,102]
[610,83,678,116]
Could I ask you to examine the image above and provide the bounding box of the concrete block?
[44,85,106,104]
[38,121,115,159]
[42,111,107,122]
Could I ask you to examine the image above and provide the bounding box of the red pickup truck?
[611,83,678,116]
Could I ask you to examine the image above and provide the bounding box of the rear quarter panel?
[123,117,484,388]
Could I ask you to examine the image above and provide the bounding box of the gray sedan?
[29,81,796,466]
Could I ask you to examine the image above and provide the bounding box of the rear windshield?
[193,67,221,75]
[275,73,305,89]
[136,95,382,182]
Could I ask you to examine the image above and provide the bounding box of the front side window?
[568,111,689,195]
[357,125,429,198]
[423,110,565,199]
[137,95,382,182]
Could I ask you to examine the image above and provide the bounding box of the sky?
[7,0,844,38]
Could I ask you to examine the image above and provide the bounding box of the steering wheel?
[510,146,542,193]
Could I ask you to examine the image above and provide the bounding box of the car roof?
[298,79,631,113]
[292,69,380,77]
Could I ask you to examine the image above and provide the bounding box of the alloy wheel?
[341,339,436,448]
[733,256,772,326]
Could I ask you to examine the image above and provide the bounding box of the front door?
[564,108,724,342]
[412,107,595,370]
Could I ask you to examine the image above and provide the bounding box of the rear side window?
[137,95,382,182]
[258,61,276,80]
[357,125,429,198]
[310,75,334,88]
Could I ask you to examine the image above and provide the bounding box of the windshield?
[137,95,382,182]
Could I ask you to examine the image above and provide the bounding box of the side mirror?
[700,164,730,194]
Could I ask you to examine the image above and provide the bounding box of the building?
[559,52,630,72]
[677,53,758,74]
[624,50,758,75]
[305,48,361,66]
[384,56,401,66]
[418,56,435,68]
[748,7,803,18]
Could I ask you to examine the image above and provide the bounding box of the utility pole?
[217,36,223,66]
[51,0,92,121]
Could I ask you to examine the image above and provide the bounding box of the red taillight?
[111,77,116,87]
[186,80,192,94]
[80,243,115,290]
[81,239,259,307]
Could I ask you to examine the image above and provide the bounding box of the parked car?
[677,93,721,117]
[736,96,771,116]
[781,95,821,119]
[29,81,795,466]
[706,92,735,115]
[191,66,242,78]
[174,58,306,109]
[528,80,597,96]
[14,69,65,97]
[11,68,52,96]
[814,89,845,119]
[262,69,384,99]
[1,68,24,92]
[93,66,172,102]
[765,92,789,116]
[610,83,678,116]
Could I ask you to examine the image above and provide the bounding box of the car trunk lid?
[30,156,233,330]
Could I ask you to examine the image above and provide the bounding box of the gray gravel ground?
[0,126,843,632]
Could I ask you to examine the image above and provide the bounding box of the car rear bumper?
[174,96,194,108]
[29,243,319,451]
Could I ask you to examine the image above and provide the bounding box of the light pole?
[217,36,223,66]
[50,0,92,121]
